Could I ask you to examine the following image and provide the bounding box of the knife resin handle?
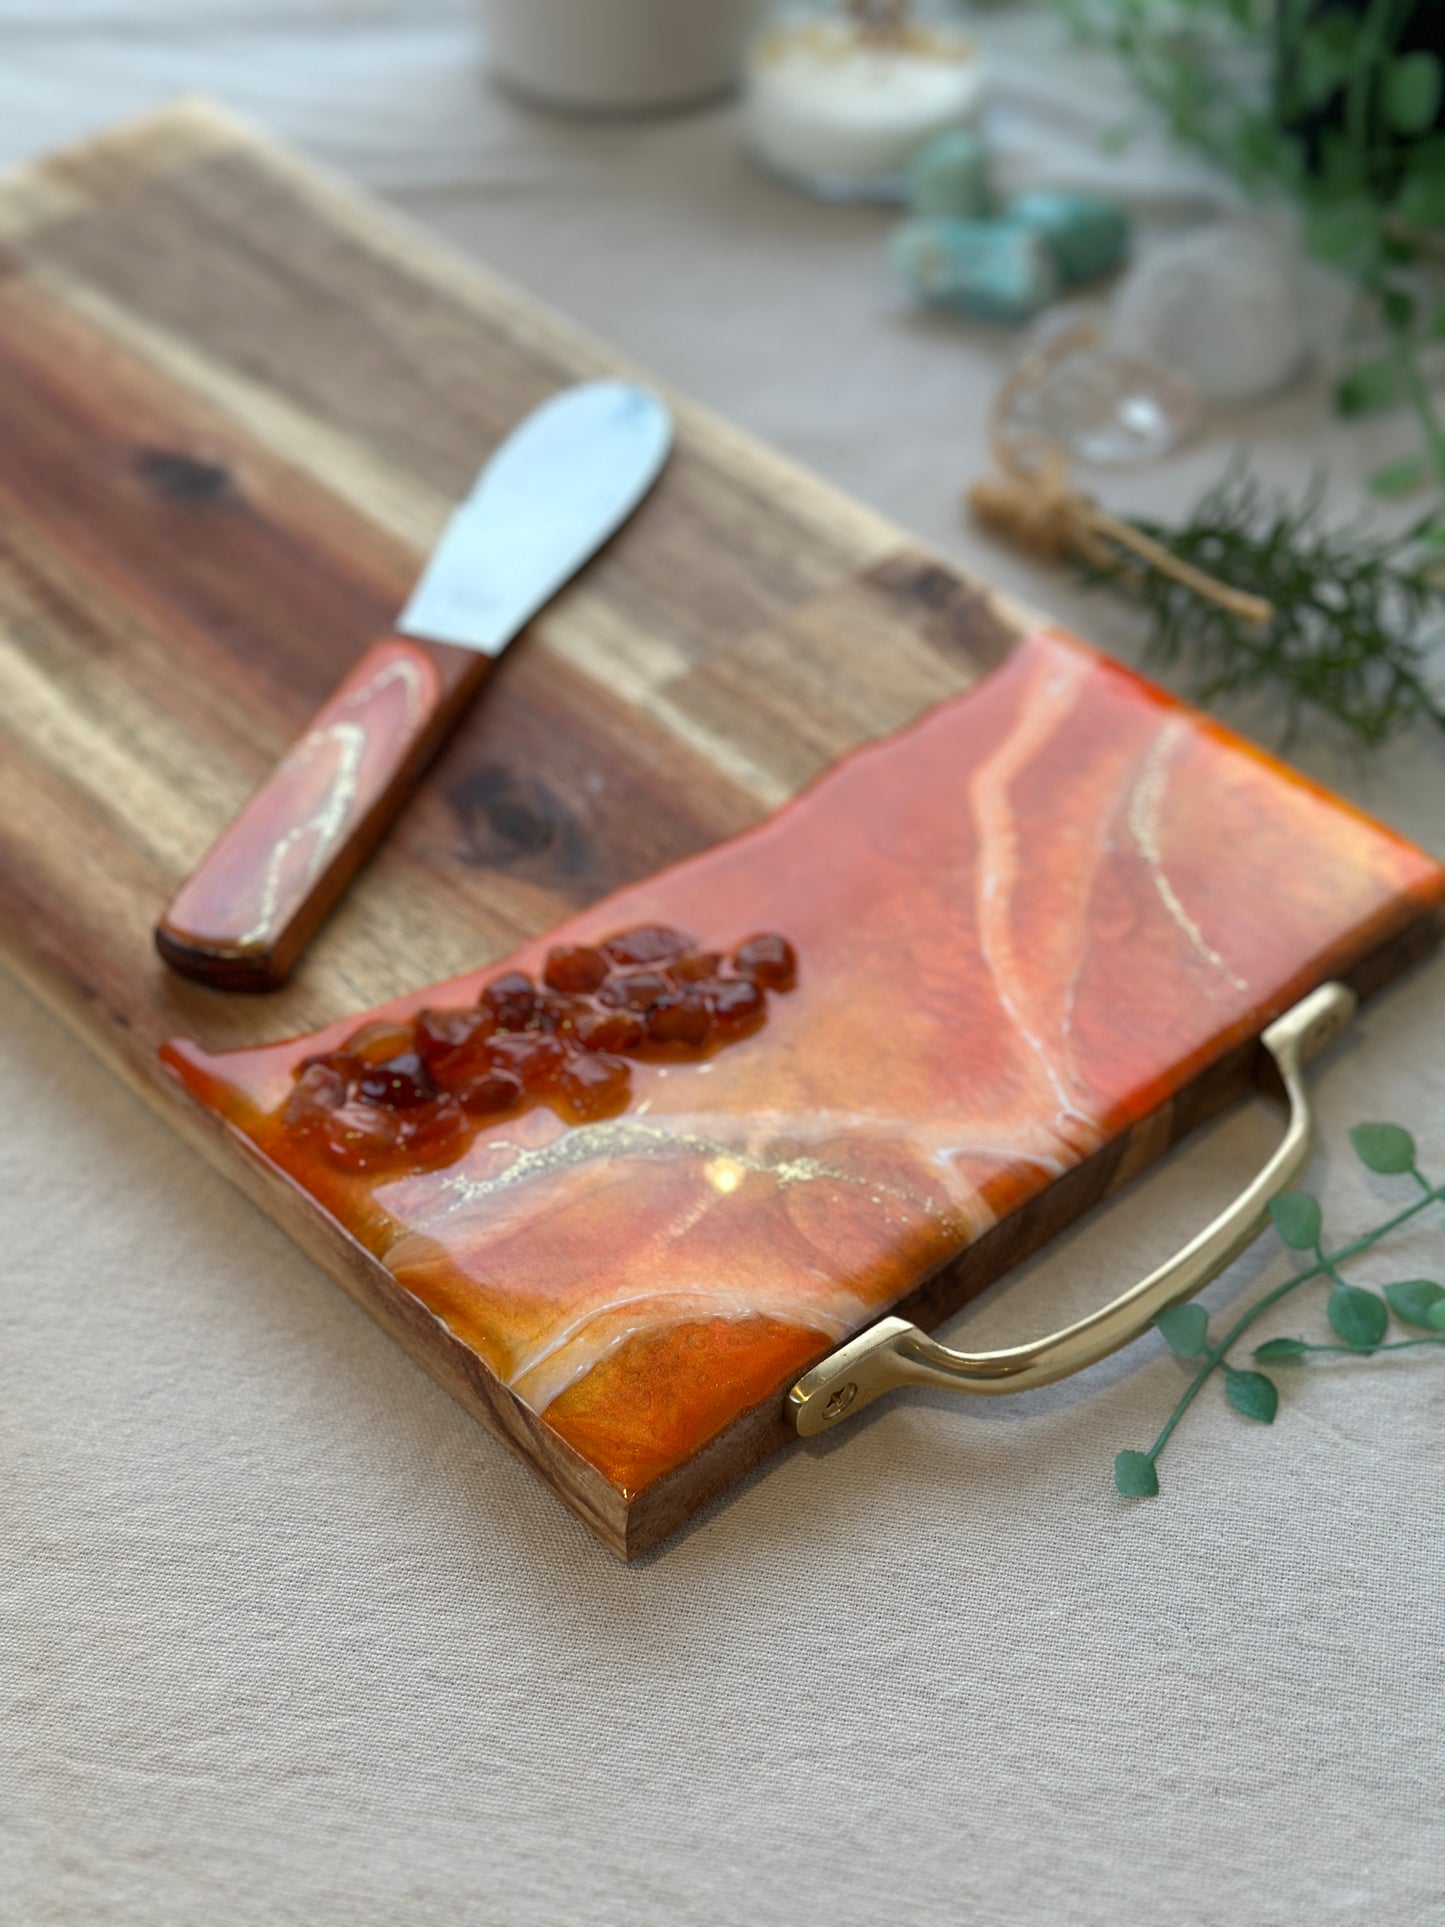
[156,634,487,991]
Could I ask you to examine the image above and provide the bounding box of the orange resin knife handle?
[156,633,487,991]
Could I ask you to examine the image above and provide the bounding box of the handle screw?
[824,1382,858,1420]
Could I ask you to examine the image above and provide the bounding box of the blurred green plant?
[1060,0,1445,498]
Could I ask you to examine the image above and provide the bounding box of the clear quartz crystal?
[1111,223,1307,406]
[1008,324,1203,468]
[742,1,982,203]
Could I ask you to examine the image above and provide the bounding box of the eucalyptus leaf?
[1386,52,1444,136]
[1398,163,1445,230]
[1384,1280,1445,1327]
[1297,23,1351,107]
[1428,1301,1445,1331]
[1336,358,1402,417]
[1369,455,1429,500]
[1306,198,1382,276]
[1155,1302,1209,1359]
[1225,1367,1279,1423]
[1411,133,1445,185]
[1114,1450,1159,1497]
[1401,134,1445,228]
[1350,1122,1417,1174]
[1317,127,1368,199]
[1270,1192,1322,1250]
[1254,1337,1309,1361]
[1328,1285,1389,1350]
[1382,288,1417,334]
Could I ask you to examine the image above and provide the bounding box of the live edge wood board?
[2,104,1442,1560]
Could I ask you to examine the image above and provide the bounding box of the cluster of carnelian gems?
[281,924,797,1175]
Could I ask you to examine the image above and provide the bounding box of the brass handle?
[790,980,1357,1438]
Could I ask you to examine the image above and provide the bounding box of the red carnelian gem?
[646,991,713,1047]
[414,1007,495,1065]
[344,1019,417,1066]
[544,944,610,995]
[530,991,588,1037]
[284,1060,349,1132]
[397,1097,471,1170]
[601,925,695,968]
[488,1032,567,1088]
[319,1099,407,1172]
[356,1052,437,1111]
[481,971,536,1029]
[669,950,721,985]
[597,970,672,1013]
[426,1043,499,1100]
[573,1008,647,1054]
[454,1065,523,1116]
[417,1013,503,1098]
[555,1052,631,1122]
[707,977,765,1033]
[732,934,797,991]
[298,1048,357,1077]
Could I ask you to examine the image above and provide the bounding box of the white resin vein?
[1128,722,1250,995]
[507,1283,872,1413]
[967,647,1101,1150]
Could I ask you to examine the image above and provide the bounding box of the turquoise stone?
[892,218,1061,324]
[1005,190,1130,285]
[905,130,992,220]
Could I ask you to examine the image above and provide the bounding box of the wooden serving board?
[2,102,1441,1559]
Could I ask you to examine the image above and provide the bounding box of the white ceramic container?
[742,3,982,200]
[483,0,755,114]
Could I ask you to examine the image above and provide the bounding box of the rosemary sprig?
[1085,465,1445,746]
[1115,1122,1445,1498]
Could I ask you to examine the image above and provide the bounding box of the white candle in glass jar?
[743,15,983,198]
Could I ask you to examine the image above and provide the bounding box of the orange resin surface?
[163,631,1445,1496]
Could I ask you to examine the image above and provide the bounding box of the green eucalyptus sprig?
[1115,1119,1445,1498]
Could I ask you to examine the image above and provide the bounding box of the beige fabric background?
[3,6,1443,1923]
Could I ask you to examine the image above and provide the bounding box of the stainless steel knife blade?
[397,379,673,656]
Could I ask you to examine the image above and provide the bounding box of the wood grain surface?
[1,101,1439,1557]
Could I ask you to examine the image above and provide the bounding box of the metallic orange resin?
[163,631,1445,1496]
